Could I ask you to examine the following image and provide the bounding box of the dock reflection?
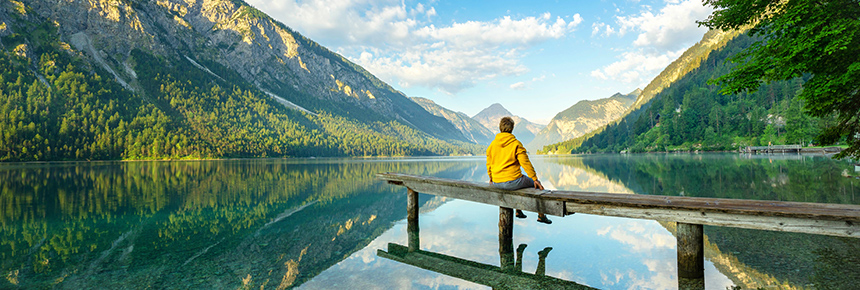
[380,204,710,290]
[379,206,595,289]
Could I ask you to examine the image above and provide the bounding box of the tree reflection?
[544,154,860,288]
[0,159,480,288]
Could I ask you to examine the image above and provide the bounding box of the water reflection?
[377,210,595,290]
[542,153,860,289]
[1,154,858,289]
[0,158,482,289]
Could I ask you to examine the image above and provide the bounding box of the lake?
[1,153,858,289]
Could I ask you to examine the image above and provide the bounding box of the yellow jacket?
[486,133,538,183]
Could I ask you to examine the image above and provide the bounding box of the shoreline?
[0,154,489,165]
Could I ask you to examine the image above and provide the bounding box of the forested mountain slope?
[0,0,478,161]
[541,32,836,154]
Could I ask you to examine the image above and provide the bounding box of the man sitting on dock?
[487,117,552,224]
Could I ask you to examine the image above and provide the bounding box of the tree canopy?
[699,0,860,159]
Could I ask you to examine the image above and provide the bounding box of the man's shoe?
[516,210,527,219]
[537,217,552,224]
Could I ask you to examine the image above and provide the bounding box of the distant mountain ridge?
[527,89,640,151]
[472,103,544,146]
[411,97,495,145]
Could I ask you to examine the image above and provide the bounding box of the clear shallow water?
[1,154,858,289]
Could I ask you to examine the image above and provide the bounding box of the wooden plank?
[564,202,860,238]
[543,191,860,222]
[378,243,595,290]
[381,173,565,216]
[377,173,860,238]
[379,173,860,222]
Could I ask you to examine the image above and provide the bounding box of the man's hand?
[534,180,544,190]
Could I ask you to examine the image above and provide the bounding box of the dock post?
[407,188,419,252]
[499,207,514,271]
[677,223,704,278]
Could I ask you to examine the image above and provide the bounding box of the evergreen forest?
[0,19,481,162]
[540,33,842,154]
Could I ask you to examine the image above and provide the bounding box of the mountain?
[526,89,639,151]
[542,30,832,154]
[472,103,544,146]
[540,28,746,154]
[0,0,478,161]
[411,97,495,145]
[628,29,746,115]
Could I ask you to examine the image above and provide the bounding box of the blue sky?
[244,0,714,124]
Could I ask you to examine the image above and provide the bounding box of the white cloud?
[426,7,436,18]
[570,14,584,28]
[506,74,548,92]
[414,13,577,48]
[357,46,526,93]
[590,0,712,84]
[591,22,615,37]
[616,0,712,50]
[245,0,581,94]
[590,48,685,83]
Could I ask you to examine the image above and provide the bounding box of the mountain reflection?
[545,153,860,289]
[0,158,482,289]
[2,155,859,289]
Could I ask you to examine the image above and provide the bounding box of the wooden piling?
[407,188,419,252]
[676,223,704,279]
[499,207,514,271]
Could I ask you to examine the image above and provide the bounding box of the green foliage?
[0,17,479,162]
[131,49,479,157]
[541,33,839,155]
[0,159,474,288]
[699,0,860,159]
[0,25,199,161]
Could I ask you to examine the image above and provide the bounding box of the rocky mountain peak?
[474,103,513,119]
[527,90,638,151]
[472,103,544,145]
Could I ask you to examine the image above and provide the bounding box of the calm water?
[1,154,858,289]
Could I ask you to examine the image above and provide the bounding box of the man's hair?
[499,117,514,133]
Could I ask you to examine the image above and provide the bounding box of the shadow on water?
[543,153,860,289]
[0,158,482,289]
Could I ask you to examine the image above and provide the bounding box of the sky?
[243,0,715,125]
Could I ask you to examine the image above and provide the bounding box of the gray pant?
[492,175,535,190]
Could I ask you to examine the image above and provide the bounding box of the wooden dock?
[377,172,860,281]
[744,145,802,154]
[741,145,843,154]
